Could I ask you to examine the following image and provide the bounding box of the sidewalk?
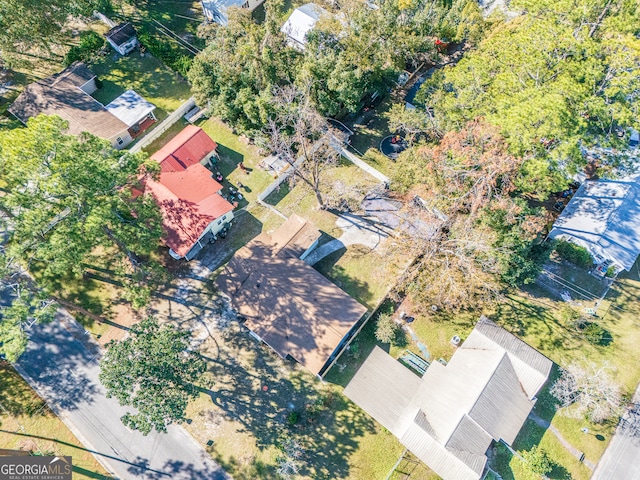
[591,383,640,479]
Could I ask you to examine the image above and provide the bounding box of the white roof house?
[344,317,552,480]
[549,179,640,271]
[104,90,156,128]
[280,3,329,50]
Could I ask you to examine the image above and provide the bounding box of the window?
[116,137,124,145]
[217,219,222,225]
[242,1,249,7]
[222,215,227,221]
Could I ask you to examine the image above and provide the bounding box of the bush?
[138,30,193,77]
[64,31,105,66]
[375,313,398,344]
[287,411,299,425]
[579,321,612,346]
[555,240,593,268]
[521,446,552,476]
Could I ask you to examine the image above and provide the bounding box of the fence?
[93,11,116,28]
[129,97,196,153]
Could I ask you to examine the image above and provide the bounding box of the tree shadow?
[15,312,99,411]
[0,364,49,418]
[195,322,377,479]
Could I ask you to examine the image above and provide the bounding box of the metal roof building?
[548,179,640,271]
[344,317,553,480]
[280,3,329,50]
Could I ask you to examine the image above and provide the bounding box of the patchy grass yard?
[0,364,112,479]
[89,52,191,118]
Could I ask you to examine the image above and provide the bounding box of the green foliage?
[521,446,553,476]
[0,0,96,61]
[99,317,206,435]
[577,321,612,346]
[64,31,105,66]
[287,411,300,425]
[0,115,164,304]
[138,30,192,77]
[375,313,398,344]
[424,0,640,196]
[555,240,593,268]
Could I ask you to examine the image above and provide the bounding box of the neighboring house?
[548,179,640,273]
[151,125,219,172]
[8,62,156,149]
[344,317,553,480]
[105,22,139,55]
[201,0,264,25]
[216,214,368,376]
[280,3,330,50]
[147,126,233,260]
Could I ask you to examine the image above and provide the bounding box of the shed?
[201,0,265,26]
[105,22,138,55]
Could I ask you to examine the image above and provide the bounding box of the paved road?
[15,309,228,480]
[591,385,640,480]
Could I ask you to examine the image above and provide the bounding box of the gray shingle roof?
[344,318,553,480]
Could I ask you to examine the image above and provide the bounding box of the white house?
[280,3,330,50]
[105,22,139,55]
[201,0,265,25]
[548,179,640,272]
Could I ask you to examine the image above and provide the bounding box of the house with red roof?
[145,126,234,260]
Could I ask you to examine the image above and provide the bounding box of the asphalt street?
[591,385,640,480]
[14,308,228,480]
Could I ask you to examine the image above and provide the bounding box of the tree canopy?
[0,0,98,63]
[420,0,640,195]
[0,115,163,306]
[99,317,206,435]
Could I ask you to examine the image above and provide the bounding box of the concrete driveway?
[591,385,640,480]
[15,308,228,480]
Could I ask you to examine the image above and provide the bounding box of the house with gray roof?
[9,63,156,149]
[548,179,640,272]
[201,0,265,25]
[344,317,553,480]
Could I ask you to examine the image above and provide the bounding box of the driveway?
[591,384,640,480]
[15,308,228,480]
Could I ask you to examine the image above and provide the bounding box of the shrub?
[375,313,398,344]
[64,31,105,66]
[138,30,192,77]
[580,322,611,346]
[287,411,299,425]
[555,240,593,268]
[521,446,552,476]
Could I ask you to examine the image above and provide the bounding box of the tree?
[0,253,57,362]
[518,446,553,479]
[550,362,624,423]
[0,0,97,63]
[99,318,206,435]
[0,116,164,308]
[266,86,340,209]
[391,121,548,311]
[375,313,398,343]
[424,0,640,196]
[386,103,440,143]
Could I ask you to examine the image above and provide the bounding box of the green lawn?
[89,52,192,119]
[348,97,399,178]
[0,364,112,479]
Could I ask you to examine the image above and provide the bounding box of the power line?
[152,19,201,54]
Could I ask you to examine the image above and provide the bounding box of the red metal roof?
[151,125,218,172]
[143,163,234,257]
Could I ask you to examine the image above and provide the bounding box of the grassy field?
[0,364,112,479]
